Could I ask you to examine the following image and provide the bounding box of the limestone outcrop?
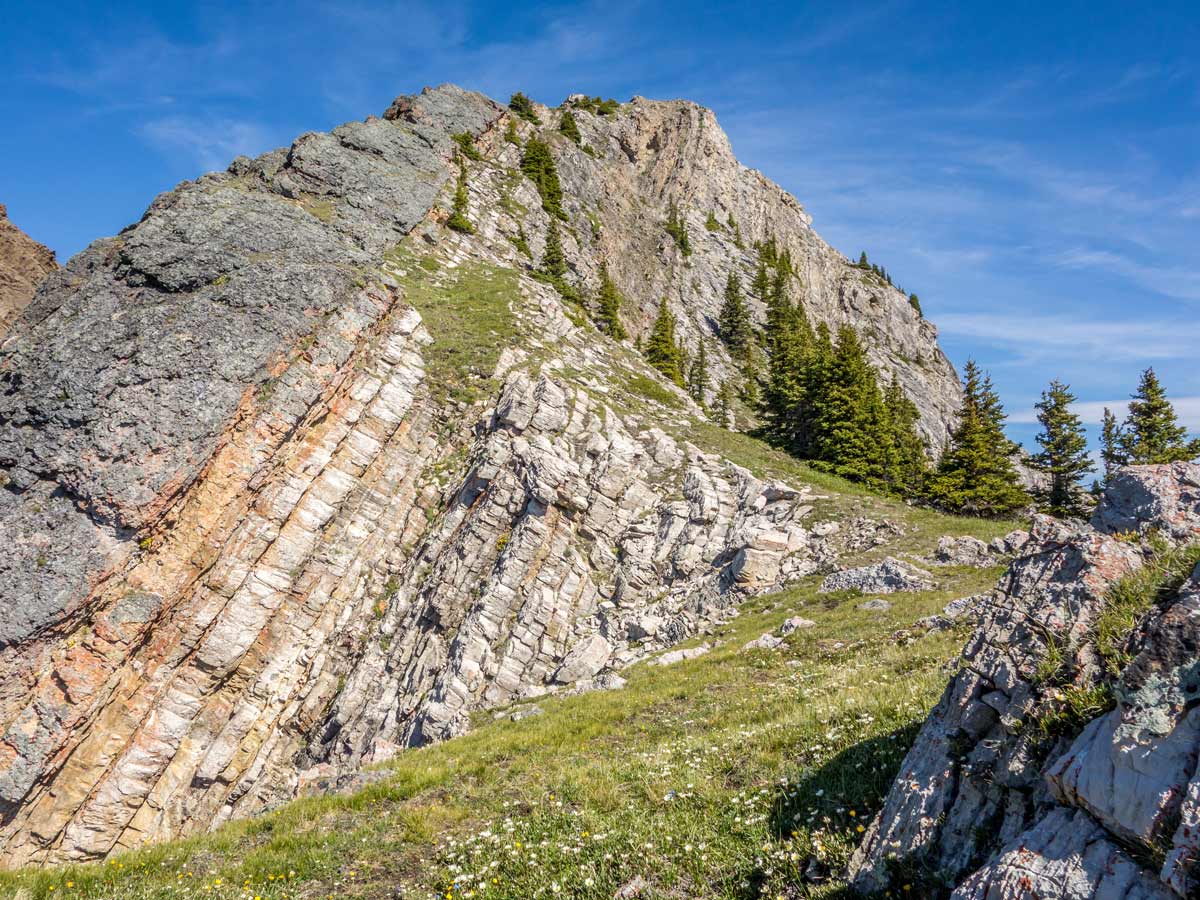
[0,204,56,336]
[848,462,1200,898]
[0,84,966,866]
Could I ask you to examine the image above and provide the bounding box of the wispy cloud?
[935,312,1195,363]
[1010,397,1200,429]
[138,116,276,172]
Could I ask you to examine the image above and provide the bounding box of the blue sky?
[2,1,1197,457]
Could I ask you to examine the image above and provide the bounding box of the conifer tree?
[750,258,771,307]
[858,251,868,268]
[540,218,567,280]
[884,375,928,496]
[509,92,541,124]
[445,158,475,234]
[559,109,582,144]
[593,262,627,340]
[718,271,752,359]
[644,299,684,386]
[664,201,692,256]
[1100,407,1125,483]
[520,139,566,219]
[809,326,892,488]
[1120,368,1200,464]
[1031,379,1093,515]
[924,360,1029,516]
[908,293,922,316]
[713,379,735,428]
[688,340,710,404]
[504,119,520,144]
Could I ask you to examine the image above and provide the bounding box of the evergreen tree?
[688,339,710,404]
[520,138,566,220]
[761,301,813,451]
[809,326,893,489]
[558,109,582,144]
[445,158,475,234]
[858,251,868,268]
[593,262,627,340]
[644,299,684,386]
[664,201,692,256]
[908,293,922,316]
[1100,407,1125,483]
[1030,379,1093,516]
[750,258,771,307]
[713,379,735,428]
[539,218,567,279]
[924,360,1029,516]
[504,119,520,144]
[705,211,721,232]
[718,272,753,359]
[1120,368,1200,464]
[509,92,540,124]
[884,375,928,497]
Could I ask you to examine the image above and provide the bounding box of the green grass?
[382,249,520,406]
[0,561,1004,900]
[1095,539,1200,676]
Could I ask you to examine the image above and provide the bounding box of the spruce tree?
[1120,368,1200,464]
[688,339,710,403]
[1031,379,1093,515]
[750,258,771,308]
[509,92,541,124]
[559,109,582,144]
[884,375,928,497]
[718,271,752,359]
[594,262,627,340]
[1100,407,1125,483]
[665,201,692,256]
[445,158,475,234]
[520,138,566,220]
[540,218,567,279]
[504,118,520,144]
[644,299,684,386]
[713,379,735,428]
[924,360,1029,516]
[810,326,892,489]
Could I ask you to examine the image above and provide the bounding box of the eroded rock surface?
[849,463,1200,898]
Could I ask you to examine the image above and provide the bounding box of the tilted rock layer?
[849,462,1200,898]
[0,85,962,866]
[0,204,56,336]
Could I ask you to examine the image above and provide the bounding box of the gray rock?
[1092,462,1200,540]
[552,635,613,684]
[778,616,815,635]
[652,644,711,667]
[929,535,994,567]
[742,633,784,651]
[857,598,892,612]
[949,807,1174,900]
[820,557,935,594]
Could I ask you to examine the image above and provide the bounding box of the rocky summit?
[0,85,960,867]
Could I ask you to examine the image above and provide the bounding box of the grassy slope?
[0,558,1009,900]
[0,251,1022,900]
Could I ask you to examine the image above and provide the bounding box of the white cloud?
[138,117,276,172]
[934,312,1195,362]
[1010,397,1200,429]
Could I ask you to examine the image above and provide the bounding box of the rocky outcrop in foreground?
[0,204,56,336]
[0,84,965,866]
[849,463,1200,898]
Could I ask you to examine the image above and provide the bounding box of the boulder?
[820,557,935,594]
[552,635,612,684]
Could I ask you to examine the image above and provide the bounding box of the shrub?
[451,132,482,161]
[520,138,567,220]
[558,110,581,145]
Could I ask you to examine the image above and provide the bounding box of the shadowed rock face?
[0,204,56,336]
[0,85,964,865]
[849,462,1200,899]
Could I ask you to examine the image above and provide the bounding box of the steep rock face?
[0,204,56,336]
[848,463,1200,898]
[0,85,963,865]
